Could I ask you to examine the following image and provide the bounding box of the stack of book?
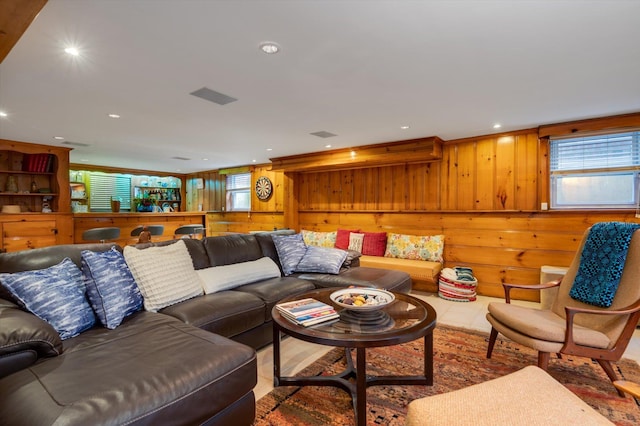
[275,298,339,327]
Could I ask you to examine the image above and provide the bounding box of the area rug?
[254,325,640,425]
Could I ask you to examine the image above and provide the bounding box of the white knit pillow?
[123,240,203,312]
[197,257,281,294]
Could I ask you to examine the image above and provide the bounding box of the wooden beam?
[538,112,640,138]
[270,136,444,172]
[0,0,47,63]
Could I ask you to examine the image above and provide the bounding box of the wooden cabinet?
[0,140,71,214]
[0,214,73,252]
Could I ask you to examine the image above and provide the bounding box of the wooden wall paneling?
[283,172,299,230]
[495,136,515,210]
[513,133,538,210]
[378,166,395,210]
[440,143,458,210]
[455,142,476,210]
[424,162,440,210]
[328,171,342,210]
[475,138,496,210]
[339,169,355,210]
[391,165,405,210]
[407,164,422,210]
[538,136,550,207]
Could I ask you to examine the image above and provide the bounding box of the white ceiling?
[1,0,639,173]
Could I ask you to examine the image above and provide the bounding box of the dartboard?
[255,176,273,200]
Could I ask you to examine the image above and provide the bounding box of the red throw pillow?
[362,232,387,256]
[335,229,360,249]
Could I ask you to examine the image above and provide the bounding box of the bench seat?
[359,255,442,292]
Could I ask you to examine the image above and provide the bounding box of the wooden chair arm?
[562,298,640,360]
[503,279,561,303]
[613,380,640,398]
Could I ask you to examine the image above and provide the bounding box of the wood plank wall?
[192,114,640,300]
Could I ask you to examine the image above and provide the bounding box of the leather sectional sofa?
[0,232,410,425]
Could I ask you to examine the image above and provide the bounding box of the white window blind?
[549,131,640,209]
[550,131,640,172]
[226,173,251,211]
[90,173,132,211]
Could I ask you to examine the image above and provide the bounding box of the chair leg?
[538,352,550,370]
[595,359,625,397]
[487,327,498,359]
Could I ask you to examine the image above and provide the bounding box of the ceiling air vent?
[62,141,91,147]
[190,87,237,105]
[310,131,337,138]
[171,156,191,161]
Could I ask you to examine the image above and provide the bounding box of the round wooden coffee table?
[272,288,437,426]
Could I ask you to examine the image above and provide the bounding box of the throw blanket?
[570,222,640,307]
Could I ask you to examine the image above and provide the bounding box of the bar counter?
[73,211,207,245]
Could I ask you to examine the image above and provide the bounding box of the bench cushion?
[359,255,442,284]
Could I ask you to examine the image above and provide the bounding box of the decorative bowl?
[330,288,395,311]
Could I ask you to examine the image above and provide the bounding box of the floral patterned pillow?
[301,230,337,247]
[384,233,444,262]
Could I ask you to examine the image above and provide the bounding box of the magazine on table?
[276,298,339,326]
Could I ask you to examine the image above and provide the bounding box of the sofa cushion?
[301,230,337,247]
[235,276,316,321]
[272,233,308,276]
[203,233,264,267]
[81,247,143,329]
[197,257,281,294]
[348,232,365,253]
[335,228,360,249]
[295,245,348,275]
[362,231,388,256]
[123,240,203,312]
[384,233,445,262]
[0,258,96,340]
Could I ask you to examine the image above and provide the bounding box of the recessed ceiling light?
[202,158,209,161]
[64,47,79,56]
[493,123,502,129]
[325,144,332,148]
[266,148,273,151]
[252,159,257,163]
[108,114,121,119]
[400,125,410,130]
[53,136,64,140]
[259,42,281,54]
[0,111,7,117]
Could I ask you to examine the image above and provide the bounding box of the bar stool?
[174,224,205,239]
[82,227,121,243]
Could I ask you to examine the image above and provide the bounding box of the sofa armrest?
[0,298,62,378]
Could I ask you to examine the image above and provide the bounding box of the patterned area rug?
[255,325,640,425]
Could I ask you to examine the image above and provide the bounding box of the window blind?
[550,131,640,172]
[90,173,132,211]
[226,173,251,189]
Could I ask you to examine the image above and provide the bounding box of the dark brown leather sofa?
[0,233,410,425]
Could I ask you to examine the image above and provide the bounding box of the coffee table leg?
[355,347,367,426]
[424,333,433,385]
[273,326,281,386]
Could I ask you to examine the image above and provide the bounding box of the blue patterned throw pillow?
[0,258,96,340]
[272,233,308,275]
[295,245,348,275]
[82,247,143,329]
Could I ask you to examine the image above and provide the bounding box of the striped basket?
[438,274,478,302]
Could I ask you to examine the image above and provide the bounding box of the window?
[226,173,251,211]
[89,173,132,212]
[550,131,640,209]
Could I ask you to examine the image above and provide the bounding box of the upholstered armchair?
[486,223,640,395]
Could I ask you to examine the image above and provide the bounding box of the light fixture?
[259,42,281,54]
[493,123,502,129]
[53,136,64,140]
[350,150,356,158]
[108,113,121,119]
[202,158,209,161]
[400,125,410,130]
[252,159,257,163]
[0,111,7,117]
[64,47,79,56]
[325,144,332,148]
[266,148,273,151]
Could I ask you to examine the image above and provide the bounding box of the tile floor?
[254,291,640,400]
